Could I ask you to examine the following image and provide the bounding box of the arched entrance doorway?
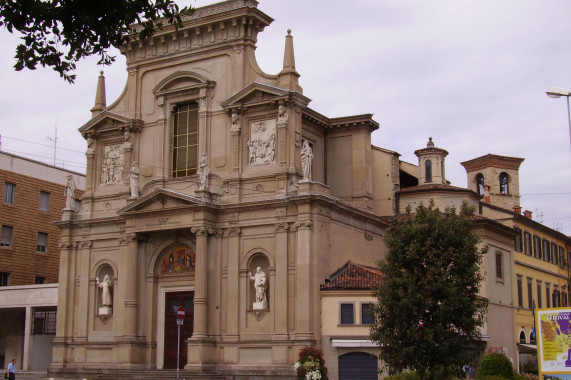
[155,244,196,369]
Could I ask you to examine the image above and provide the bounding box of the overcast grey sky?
[0,0,570,234]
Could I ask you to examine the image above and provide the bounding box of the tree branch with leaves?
[0,0,192,83]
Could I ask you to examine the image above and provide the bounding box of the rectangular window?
[33,309,57,335]
[527,278,533,309]
[35,276,46,284]
[543,239,550,262]
[361,303,374,325]
[533,235,542,259]
[340,303,354,325]
[524,232,532,256]
[1,225,13,248]
[3,182,15,204]
[37,232,48,253]
[495,252,503,279]
[39,191,50,211]
[172,103,199,178]
[517,276,523,308]
[560,246,566,268]
[563,292,568,307]
[546,283,551,308]
[514,228,523,252]
[552,242,558,265]
[0,272,9,286]
[537,281,542,308]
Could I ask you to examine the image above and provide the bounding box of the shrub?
[384,372,419,380]
[294,346,328,380]
[476,353,514,380]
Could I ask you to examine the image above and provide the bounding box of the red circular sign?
[177,306,185,319]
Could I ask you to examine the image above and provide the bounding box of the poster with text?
[537,308,571,375]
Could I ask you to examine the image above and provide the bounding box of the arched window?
[499,172,509,194]
[425,159,432,183]
[476,173,485,195]
[519,329,526,344]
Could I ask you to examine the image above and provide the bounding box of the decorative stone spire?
[90,71,107,117]
[277,29,302,93]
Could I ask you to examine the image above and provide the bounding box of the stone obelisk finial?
[90,70,107,118]
[277,30,302,93]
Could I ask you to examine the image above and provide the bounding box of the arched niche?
[247,253,270,310]
[95,263,115,315]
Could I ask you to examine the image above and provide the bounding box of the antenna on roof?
[46,121,58,165]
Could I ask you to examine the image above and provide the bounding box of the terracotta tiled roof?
[320,261,383,291]
[397,183,479,197]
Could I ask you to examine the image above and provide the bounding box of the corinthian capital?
[119,233,137,245]
[294,220,312,230]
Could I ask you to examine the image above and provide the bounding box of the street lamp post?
[546,87,571,152]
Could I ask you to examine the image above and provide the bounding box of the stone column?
[22,306,32,371]
[187,226,214,369]
[119,233,138,338]
[190,226,208,338]
[274,222,289,338]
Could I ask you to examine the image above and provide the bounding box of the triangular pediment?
[118,188,208,215]
[79,111,140,136]
[221,82,292,109]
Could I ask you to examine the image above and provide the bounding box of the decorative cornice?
[294,220,312,230]
[119,233,137,245]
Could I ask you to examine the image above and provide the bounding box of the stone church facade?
[49,1,393,378]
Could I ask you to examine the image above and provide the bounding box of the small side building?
[0,151,85,371]
[320,261,383,380]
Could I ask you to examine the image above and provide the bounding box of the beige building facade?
[49,1,391,378]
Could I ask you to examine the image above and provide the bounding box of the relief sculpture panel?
[247,119,276,166]
[101,144,125,185]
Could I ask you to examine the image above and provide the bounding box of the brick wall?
[0,169,84,285]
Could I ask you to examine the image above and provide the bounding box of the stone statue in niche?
[277,105,288,127]
[197,153,209,190]
[101,144,124,185]
[230,112,241,133]
[250,267,268,309]
[128,161,139,198]
[97,274,113,315]
[247,119,277,166]
[64,175,76,210]
[300,140,313,182]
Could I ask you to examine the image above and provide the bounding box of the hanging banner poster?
[536,308,571,377]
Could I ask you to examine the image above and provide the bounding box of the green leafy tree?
[0,0,192,83]
[370,200,488,380]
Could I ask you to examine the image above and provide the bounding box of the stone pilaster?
[76,240,93,340]
[226,228,241,338]
[294,219,313,340]
[119,233,138,339]
[274,222,289,338]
